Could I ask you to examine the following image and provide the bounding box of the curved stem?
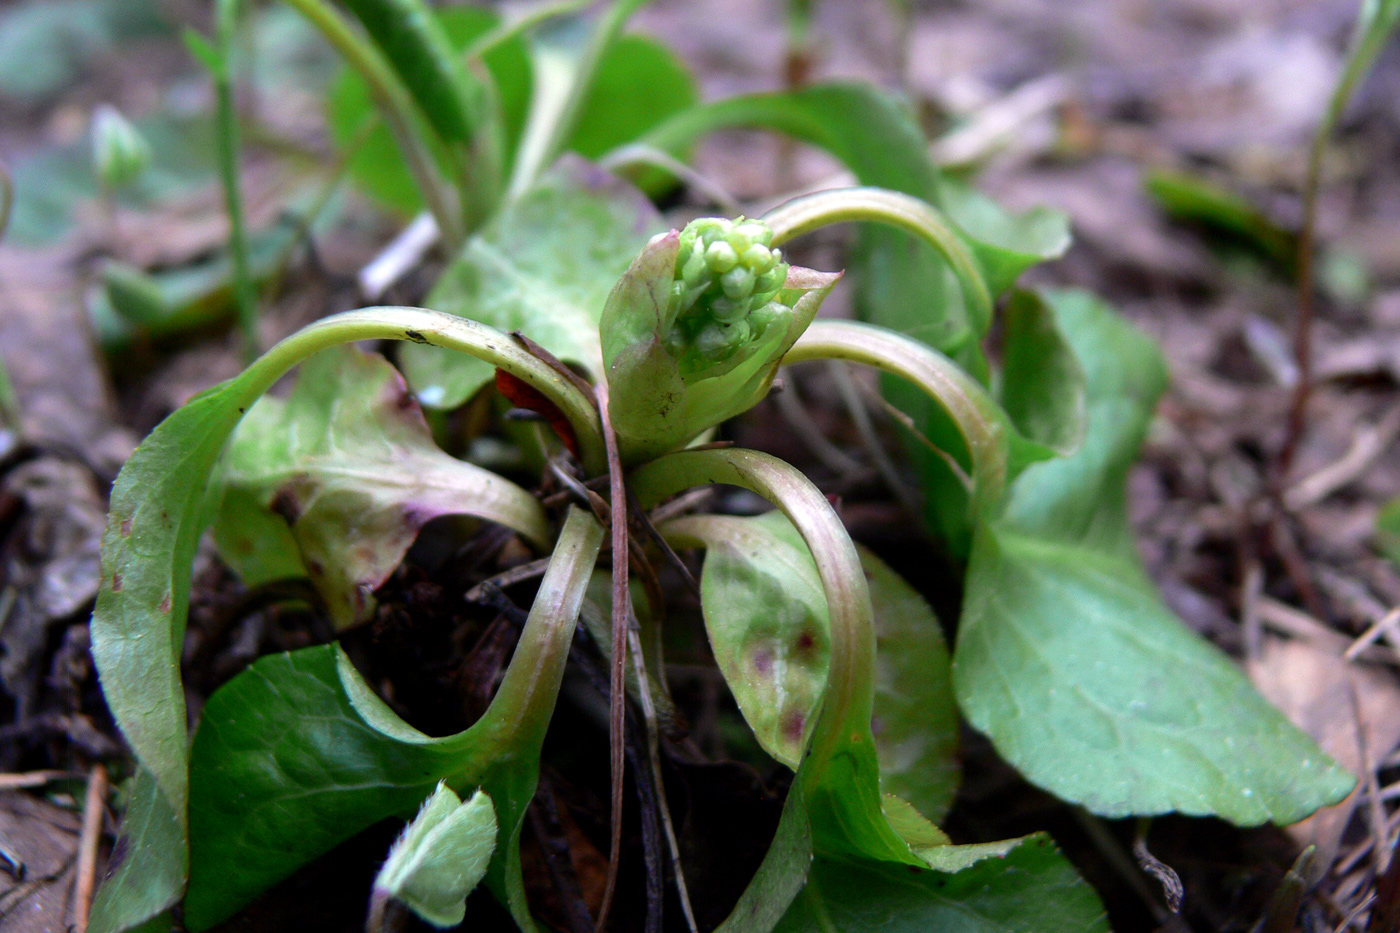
[761,187,992,334]
[476,505,603,748]
[241,307,607,473]
[785,319,1010,516]
[629,448,872,794]
[280,0,464,250]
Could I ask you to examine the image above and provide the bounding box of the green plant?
[87,2,1356,931]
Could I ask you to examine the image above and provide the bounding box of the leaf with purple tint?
[667,511,958,820]
[212,345,549,627]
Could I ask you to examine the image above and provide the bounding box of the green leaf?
[212,345,549,627]
[669,511,959,821]
[401,157,663,409]
[1320,0,1400,149]
[185,645,473,928]
[955,288,1356,824]
[87,767,185,933]
[339,0,483,146]
[773,835,1109,933]
[186,507,603,930]
[997,289,1087,469]
[328,6,531,216]
[566,33,697,166]
[1144,168,1297,273]
[375,785,498,929]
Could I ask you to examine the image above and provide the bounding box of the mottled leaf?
[670,511,958,820]
[213,345,549,627]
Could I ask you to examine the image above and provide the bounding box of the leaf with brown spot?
[666,511,959,821]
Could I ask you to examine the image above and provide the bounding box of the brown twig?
[72,763,108,933]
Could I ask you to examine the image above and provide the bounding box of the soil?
[1,0,1399,931]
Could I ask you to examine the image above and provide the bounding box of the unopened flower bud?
[599,215,841,463]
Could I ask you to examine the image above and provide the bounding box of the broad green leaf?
[401,158,663,409]
[566,33,697,164]
[773,835,1108,933]
[671,512,958,820]
[211,345,549,627]
[185,507,602,930]
[328,6,531,216]
[185,645,473,928]
[956,289,1355,824]
[375,785,497,928]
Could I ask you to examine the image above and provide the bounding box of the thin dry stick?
[593,379,629,933]
[0,769,74,791]
[1346,607,1400,662]
[72,763,108,933]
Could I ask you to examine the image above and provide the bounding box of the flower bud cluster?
[665,217,790,377]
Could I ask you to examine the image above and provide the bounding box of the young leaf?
[667,511,960,822]
[772,836,1108,933]
[373,785,497,928]
[212,345,549,627]
[400,157,664,409]
[956,289,1356,824]
[185,506,603,930]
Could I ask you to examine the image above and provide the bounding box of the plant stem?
[762,186,993,335]
[280,0,465,250]
[474,505,604,748]
[785,319,1009,516]
[214,0,258,362]
[235,307,607,472]
[630,448,905,861]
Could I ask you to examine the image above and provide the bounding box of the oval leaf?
[213,345,549,628]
